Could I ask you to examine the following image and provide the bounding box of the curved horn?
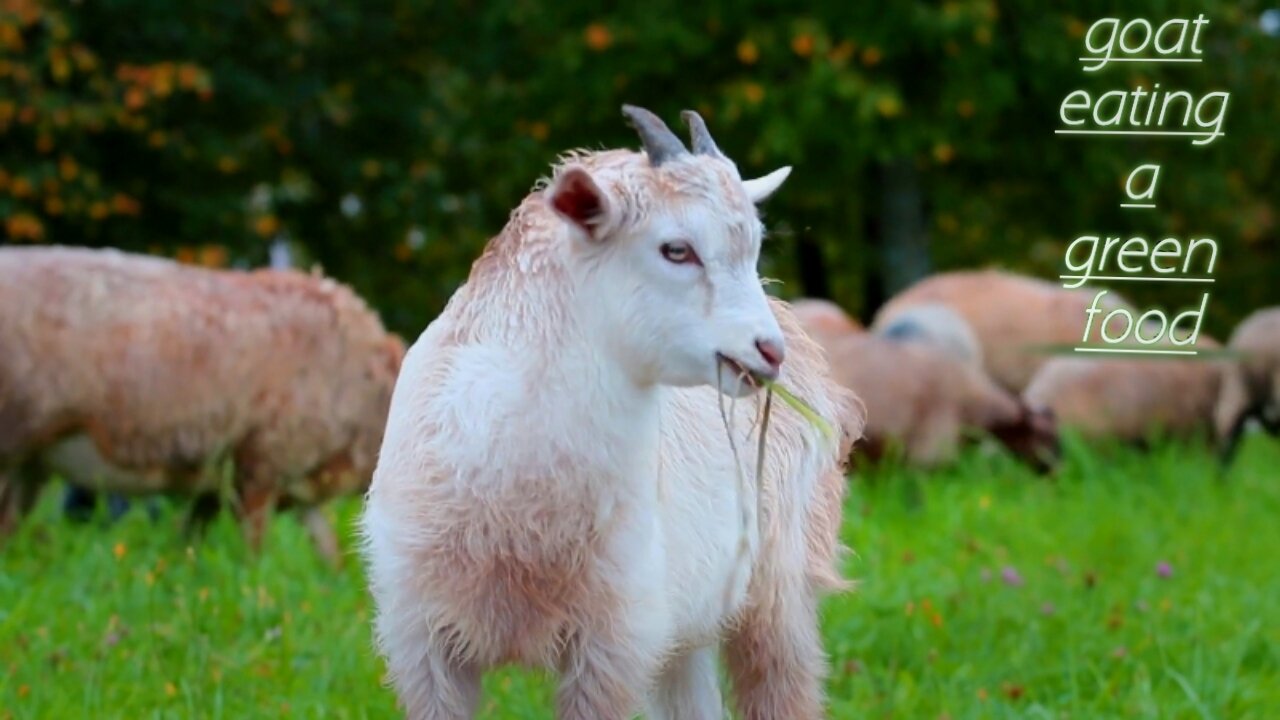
[621,104,687,166]
[680,109,723,158]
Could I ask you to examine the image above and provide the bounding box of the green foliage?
[1,0,1276,337]
[2,437,1279,717]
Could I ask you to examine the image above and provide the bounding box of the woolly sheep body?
[1023,336,1242,445]
[790,297,863,344]
[1214,307,1280,461]
[1224,307,1280,421]
[873,269,1135,392]
[0,245,404,556]
[359,129,862,719]
[872,301,984,367]
[822,330,1052,468]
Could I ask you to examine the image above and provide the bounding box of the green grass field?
[2,434,1278,719]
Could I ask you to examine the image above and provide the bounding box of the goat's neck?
[459,222,664,489]
[489,294,661,493]
[532,325,659,458]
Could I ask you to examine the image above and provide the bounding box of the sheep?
[0,245,405,563]
[789,297,863,345]
[822,329,1057,470]
[1215,307,1280,463]
[1022,335,1246,449]
[358,105,864,720]
[871,301,983,367]
[873,269,1136,392]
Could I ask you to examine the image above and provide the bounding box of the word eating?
[1059,84,1228,146]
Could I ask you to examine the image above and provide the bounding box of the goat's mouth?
[716,353,776,389]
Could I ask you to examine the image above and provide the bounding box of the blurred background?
[3,0,1276,338]
[4,2,1280,717]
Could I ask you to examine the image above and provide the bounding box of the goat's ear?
[742,166,792,204]
[547,166,612,240]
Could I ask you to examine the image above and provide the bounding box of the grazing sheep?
[358,106,863,720]
[1216,307,1280,462]
[873,269,1135,392]
[824,330,1057,470]
[872,301,984,367]
[0,245,405,563]
[1022,335,1245,448]
[790,297,863,344]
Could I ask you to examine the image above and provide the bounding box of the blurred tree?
[1,0,1276,338]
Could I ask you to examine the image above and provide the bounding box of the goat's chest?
[657,453,761,644]
[422,474,624,665]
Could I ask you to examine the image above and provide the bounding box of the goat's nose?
[755,337,785,373]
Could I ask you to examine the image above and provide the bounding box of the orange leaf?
[584,23,612,52]
[791,33,814,58]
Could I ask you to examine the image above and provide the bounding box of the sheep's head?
[991,404,1062,475]
[544,104,790,398]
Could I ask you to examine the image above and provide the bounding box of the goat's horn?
[621,104,688,166]
[680,109,723,158]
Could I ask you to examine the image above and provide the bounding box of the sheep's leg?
[301,507,344,569]
[909,410,960,468]
[235,484,277,554]
[1261,408,1280,436]
[62,484,100,523]
[644,645,723,720]
[725,585,828,720]
[0,461,42,539]
[181,492,223,538]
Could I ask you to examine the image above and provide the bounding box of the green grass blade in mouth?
[763,380,836,444]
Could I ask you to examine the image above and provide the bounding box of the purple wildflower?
[1001,566,1024,587]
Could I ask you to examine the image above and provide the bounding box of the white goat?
[359,105,863,720]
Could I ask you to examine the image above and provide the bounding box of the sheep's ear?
[742,166,792,204]
[548,166,613,241]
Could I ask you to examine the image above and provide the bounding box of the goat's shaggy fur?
[0,246,405,559]
[360,138,863,719]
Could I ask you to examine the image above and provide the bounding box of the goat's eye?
[660,242,699,265]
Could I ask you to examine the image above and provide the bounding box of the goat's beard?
[715,362,774,616]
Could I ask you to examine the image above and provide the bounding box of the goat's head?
[544,104,790,397]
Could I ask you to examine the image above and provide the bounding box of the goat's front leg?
[725,579,829,720]
[644,645,723,720]
[557,520,669,720]
[557,606,667,720]
[393,644,482,720]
